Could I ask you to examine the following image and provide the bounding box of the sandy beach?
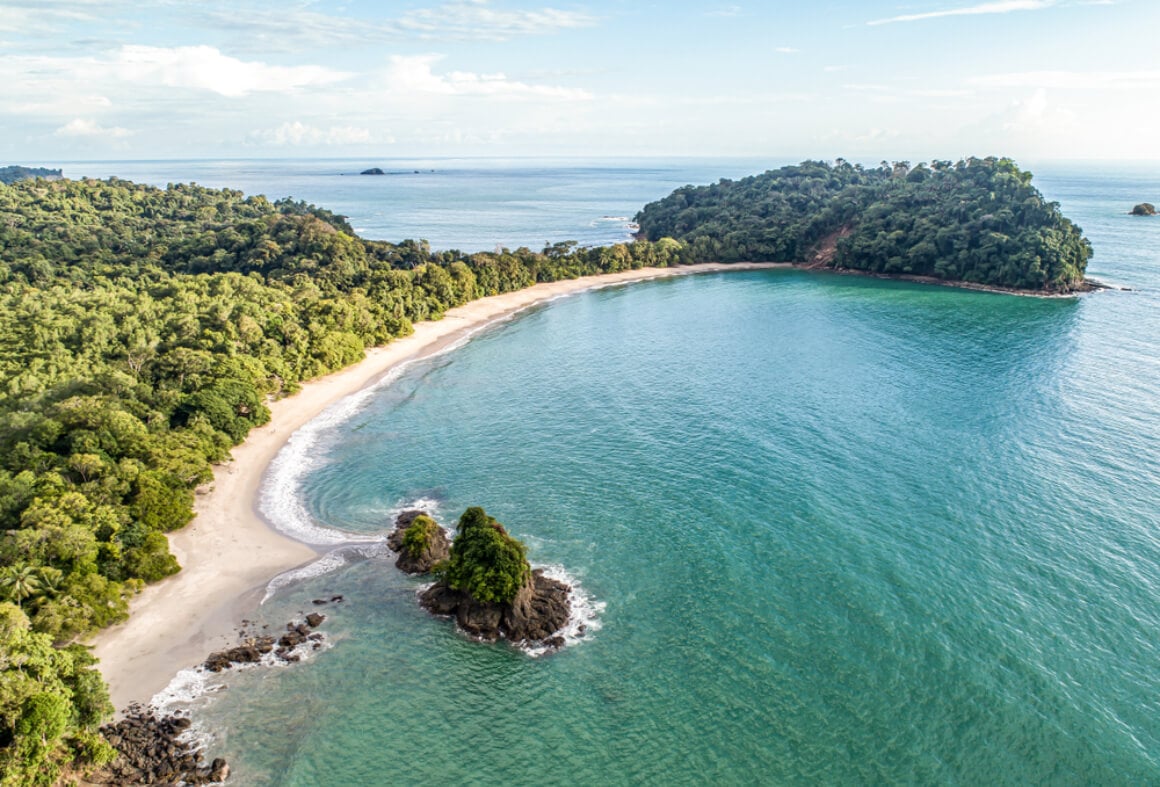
[87,262,786,711]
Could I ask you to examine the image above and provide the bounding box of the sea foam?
[261,542,390,604]
[258,306,533,548]
[259,364,413,545]
[524,563,605,657]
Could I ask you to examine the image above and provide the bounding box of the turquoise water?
[155,161,1160,784]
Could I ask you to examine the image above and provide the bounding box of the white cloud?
[868,0,1058,26]
[705,5,743,17]
[53,118,132,138]
[0,0,109,33]
[968,69,1160,89]
[383,55,591,101]
[0,47,350,107]
[113,45,350,97]
[250,122,375,146]
[398,0,595,40]
[193,0,596,49]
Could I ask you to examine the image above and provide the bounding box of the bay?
[134,159,1160,784]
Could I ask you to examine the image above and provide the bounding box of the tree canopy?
[635,157,1092,291]
[440,507,530,604]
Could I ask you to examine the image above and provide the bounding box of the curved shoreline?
[87,262,786,711]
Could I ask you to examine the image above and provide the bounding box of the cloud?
[192,0,596,49]
[249,122,376,146]
[383,55,591,100]
[0,0,108,27]
[968,69,1160,89]
[398,0,595,40]
[705,5,743,16]
[868,0,1059,26]
[113,45,350,97]
[53,118,132,138]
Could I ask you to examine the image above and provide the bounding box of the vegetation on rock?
[439,507,530,604]
[418,507,570,646]
[402,515,440,558]
[636,157,1092,291]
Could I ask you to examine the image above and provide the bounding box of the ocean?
[61,157,777,253]
[79,158,1160,783]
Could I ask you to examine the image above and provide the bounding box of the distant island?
[359,167,427,175]
[0,165,62,184]
[636,157,1093,293]
[1130,203,1156,216]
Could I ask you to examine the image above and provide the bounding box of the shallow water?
[148,160,1160,784]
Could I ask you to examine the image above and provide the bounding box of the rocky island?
[389,507,572,649]
[1130,202,1156,216]
[387,510,450,574]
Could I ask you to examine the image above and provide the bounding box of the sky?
[2,0,1158,162]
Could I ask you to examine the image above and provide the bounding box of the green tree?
[0,565,40,609]
[441,507,531,604]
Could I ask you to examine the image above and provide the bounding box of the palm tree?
[32,566,63,609]
[0,564,42,609]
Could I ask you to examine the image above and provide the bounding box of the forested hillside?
[635,157,1092,291]
[0,167,62,185]
[0,177,682,783]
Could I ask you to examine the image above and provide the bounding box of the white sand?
[87,262,787,710]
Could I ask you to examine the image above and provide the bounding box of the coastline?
[807,264,1110,297]
[87,262,786,711]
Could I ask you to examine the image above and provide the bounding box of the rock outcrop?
[95,612,331,783]
[95,705,228,785]
[1130,202,1156,216]
[387,510,450,574]
[420,569,571,649]
[360,167,385,175]
[203,614,326,672]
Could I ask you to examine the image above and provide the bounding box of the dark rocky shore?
[90,706,228,785]
[91,611,332,784]
[420,569,571,647]
[203,612,327,671]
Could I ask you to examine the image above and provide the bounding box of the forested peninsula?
[636,157,1092,292]
[0,158,1092,783]
[0,167,62,186]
